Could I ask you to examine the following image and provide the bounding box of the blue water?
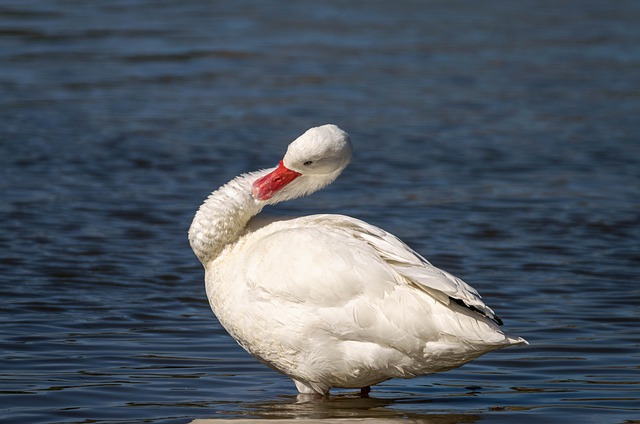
[1,1,639,423]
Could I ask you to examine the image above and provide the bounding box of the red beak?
[252,160,302,201]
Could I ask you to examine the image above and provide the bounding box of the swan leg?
[360,386,371,397]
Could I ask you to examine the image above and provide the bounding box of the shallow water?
[1,0,639,423]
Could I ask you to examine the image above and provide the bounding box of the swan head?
[252,124,352,203]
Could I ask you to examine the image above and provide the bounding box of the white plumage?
[189,124,526,395]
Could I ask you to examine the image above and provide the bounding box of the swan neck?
[188,171,265,265]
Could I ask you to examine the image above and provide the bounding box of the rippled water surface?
[2,1,639,423]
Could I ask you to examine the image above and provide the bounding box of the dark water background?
[1,1,639,423]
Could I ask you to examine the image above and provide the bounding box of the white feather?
[189,124,527,395]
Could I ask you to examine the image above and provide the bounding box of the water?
[1,0,639,423]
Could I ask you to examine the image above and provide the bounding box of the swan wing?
[311,214,501,324]
[243,214,500,324]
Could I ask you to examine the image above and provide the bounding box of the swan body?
[189,124,526,395]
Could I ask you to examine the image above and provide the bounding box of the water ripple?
[2,0,640,423]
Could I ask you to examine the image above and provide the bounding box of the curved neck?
[188,170,268,265]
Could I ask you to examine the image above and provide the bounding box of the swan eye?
[303,161,313,166]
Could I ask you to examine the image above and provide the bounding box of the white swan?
[189,124,527,395]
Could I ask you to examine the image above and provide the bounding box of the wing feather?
[320,215,501,324]
[244,213,502,324]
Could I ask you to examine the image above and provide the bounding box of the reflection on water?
[219,395,482,423]
[1,0,639,423]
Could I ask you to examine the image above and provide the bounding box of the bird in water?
[188,124,527,396]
